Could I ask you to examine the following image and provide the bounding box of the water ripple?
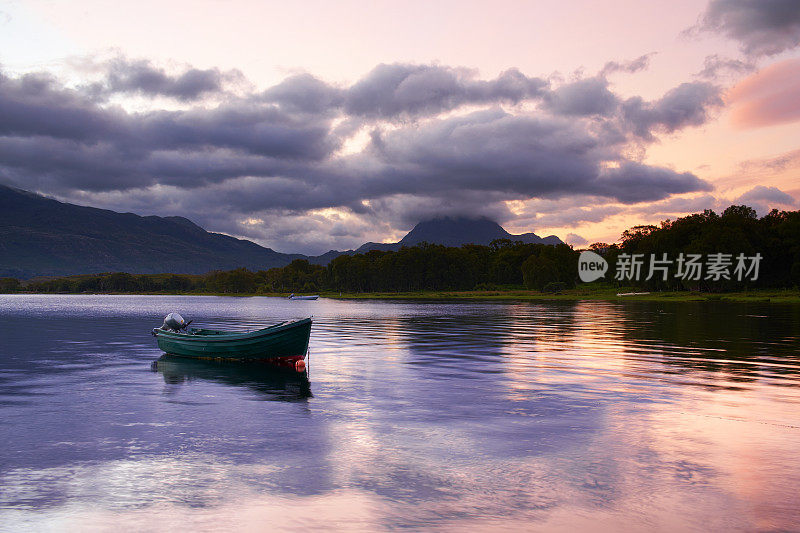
[1,295,799,530]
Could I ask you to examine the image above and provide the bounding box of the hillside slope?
[1,186,563,277]
[0,185,303,278]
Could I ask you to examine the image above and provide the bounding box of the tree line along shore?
[2,205,799,299]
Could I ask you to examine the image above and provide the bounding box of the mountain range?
[0,185,561,278]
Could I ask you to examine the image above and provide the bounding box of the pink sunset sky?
[1,0,798,253]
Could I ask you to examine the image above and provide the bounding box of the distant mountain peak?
[394,216,562,248]
[399,217,507,247]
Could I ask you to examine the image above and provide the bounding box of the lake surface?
[1,295,799,531]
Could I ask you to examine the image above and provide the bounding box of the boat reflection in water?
[151,355,312,401]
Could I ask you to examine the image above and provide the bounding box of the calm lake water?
[1,295,799,531]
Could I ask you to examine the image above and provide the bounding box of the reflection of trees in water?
[385,302,606,460]
[394,300,800,384]
[152,355,312,401]
[614,302,800,381]
[394,301,580,366]
[511,301,581,347]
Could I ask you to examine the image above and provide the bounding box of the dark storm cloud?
[260,73,345,114]
[0,61,723,251]
[20,104,713,226]
[541,77,618,117]
[532,77,721,142]
[0,66,339,192]
[697,0,800,56]
[101,58,236,100]
[344,109,710,206]
[263,63,723,143]
[261,64,548,120]
[0,71,124,140]
[593,162,713,203]
[135,104,336,159]
[0,69,717,205]
[0,68,333,159]
[0,137,145,191]
[362,109,603,196]
[620,82,723,140]
[340,64,548,119]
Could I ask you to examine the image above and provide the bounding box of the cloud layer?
[728,58,800,128]
[100,58,239,101]
[699,0,800,57]
[0,56,726,253]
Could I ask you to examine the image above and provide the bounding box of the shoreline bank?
[7,288,800,303]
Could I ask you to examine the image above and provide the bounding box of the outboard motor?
[162,312,190,332]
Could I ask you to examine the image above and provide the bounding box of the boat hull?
[154,318,311,361]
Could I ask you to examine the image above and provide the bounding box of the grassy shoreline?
[10,287,800,303]
[321,287,800,303]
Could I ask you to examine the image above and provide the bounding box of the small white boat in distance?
[616,292,651,297]
[288,293,319,300]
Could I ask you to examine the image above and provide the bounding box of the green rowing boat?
[152,316,312,362]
